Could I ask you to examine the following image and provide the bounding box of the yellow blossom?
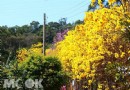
[120,52,125,58]
[115,53,119,58]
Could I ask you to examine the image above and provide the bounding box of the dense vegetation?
[3,44,69,89]
[0,19,83,63]
[0,18,83,89]
[1,0,130,90]
[54,0,130,89]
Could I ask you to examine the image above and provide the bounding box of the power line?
[52,0,89,17]
[65,0,90,17]
[64,3,87,16]
[51,3,89,21]
[46,1,90,23]
[65,0,87,11]
[67,11,85,19]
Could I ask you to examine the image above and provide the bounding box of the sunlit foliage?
[17,42,42,62]
[56,5,130,89]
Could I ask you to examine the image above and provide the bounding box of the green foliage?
[0,20,74,63]
[3,56,69,90]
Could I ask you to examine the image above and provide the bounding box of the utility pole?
[43,13,46,55]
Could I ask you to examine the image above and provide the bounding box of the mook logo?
[3,78,44,89]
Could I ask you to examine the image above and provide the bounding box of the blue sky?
[0,0,90,27]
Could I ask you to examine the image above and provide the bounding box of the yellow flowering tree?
[56,6,130,89]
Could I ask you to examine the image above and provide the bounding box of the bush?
[3,55,69,90]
